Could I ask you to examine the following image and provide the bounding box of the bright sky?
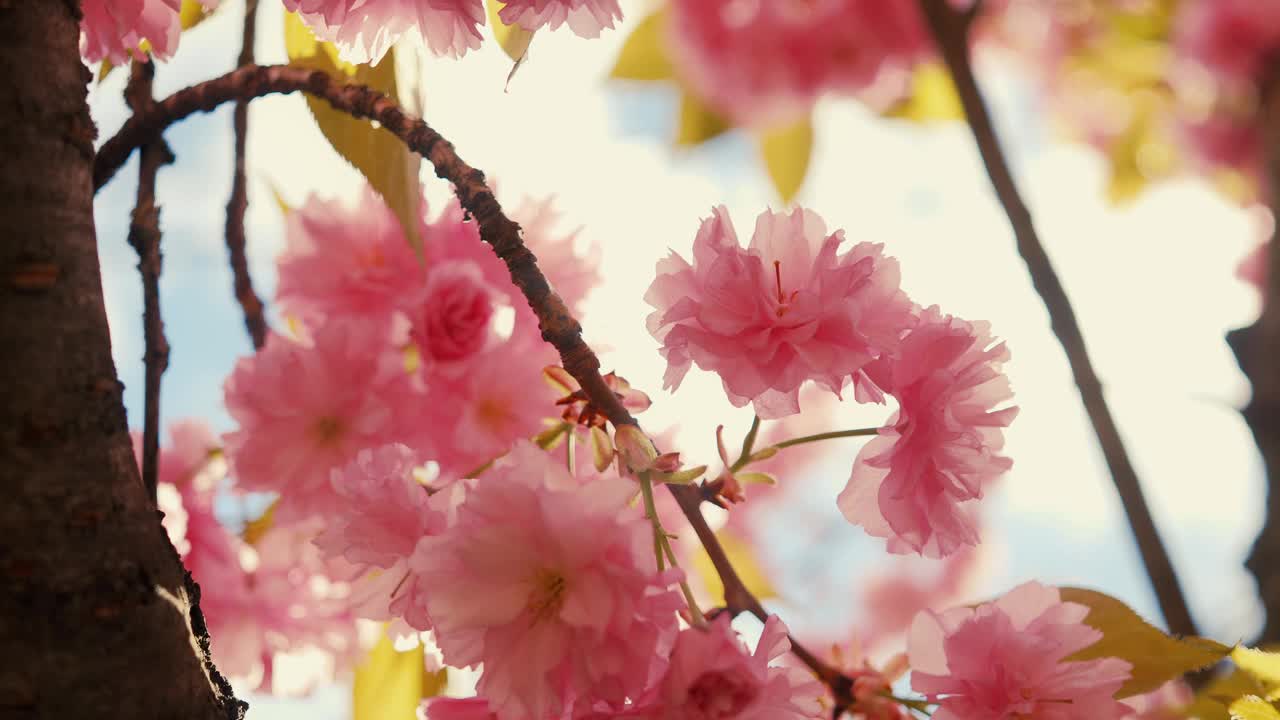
[89,1,1269,715]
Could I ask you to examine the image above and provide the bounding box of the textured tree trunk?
[0,3,244,717]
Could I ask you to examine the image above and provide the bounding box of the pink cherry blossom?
[227,519,360,693]
[80,0,180,64]
[630,614,825,720]
[838,306,1017,558]
[410,441,683,720]
[284,0,485,62]
[223,322,411,522]
[645,206,915,419]
[426,195,602,322]
[276,187,425,329]
[313,443,463,630]
[498,0,621,37]
[909,581,1132,720]
[666,0,932,126]
[408,261,500,365]
[410,325,560,476]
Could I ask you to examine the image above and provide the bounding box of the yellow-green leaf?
[883,62,963,124]
[352,634,443,720]
[610,9,674,81]
[284,11,423,256]
[1187,669,1267,720]
[1234,647,1280,699]
[485,0,535,69]
[241,500,276,546]
[692,529,776,605]
[676,91,729,147]
[1059,587,1231,698]
[1230,696,1280,720]
[759,119,813,203]
[179,0,216,30]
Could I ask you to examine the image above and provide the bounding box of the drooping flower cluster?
[626,614,825,720]
[838,307,1017,558]
[282,0,622,63]
[227,184,599,522]
[318,441,703,719]
[909,581,1133,720]
[665,0,933,126]
[80,0,218,64]
[645,206,916,419]
[647,207,1016,557]
[136,421,357,693]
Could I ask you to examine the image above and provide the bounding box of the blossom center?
[687,669,759,719]
[527,568,568,623]
[771,260,799,317]
[309,416,345,447]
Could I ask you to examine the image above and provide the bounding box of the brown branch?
[125,60,173,502]
[1228,69,1280,645]
[918,0,1199,637]
[225,0,266,350]
[90,62,858,709]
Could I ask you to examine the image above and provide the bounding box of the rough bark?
[0,3,245,718]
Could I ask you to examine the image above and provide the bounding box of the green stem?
[640,471,705,625]
[640,471,665,572]
[736,415,761,468]
[730,427,882,472]
[772,427,881,450]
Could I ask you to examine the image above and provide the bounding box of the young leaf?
[284,12,424,257]
[1234,647,1280,699]
[352,634,440,720]
[1230,696,1280,720]
[676,91,730,147]
[882,62,963,124]
[759,119,813,203]
[241,499,277,545]
[692,529,776,605]
[1058,587,1231,697]
[609,9,674,81]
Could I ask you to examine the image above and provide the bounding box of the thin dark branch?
[90,62,858,708]
[225,0,267,349]
[1228,67,1280,644]
[917,0,1198,637]
[125,60,174,503]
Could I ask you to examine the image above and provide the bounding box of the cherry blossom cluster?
[79,0,623,65]
[645,206,1019,558]
[665,0,934,126]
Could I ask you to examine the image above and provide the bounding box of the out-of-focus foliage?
[284,11,424,255]
[692,529,777,605]
[352,634,446,720]
[759,120,813,203]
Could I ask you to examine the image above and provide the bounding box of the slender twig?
[88,63,864,709]
[1227,66,1280,645]
[125,60,174,503]
[917,0,1198,638]
[225,0,267,349]
[729,427,881,473]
